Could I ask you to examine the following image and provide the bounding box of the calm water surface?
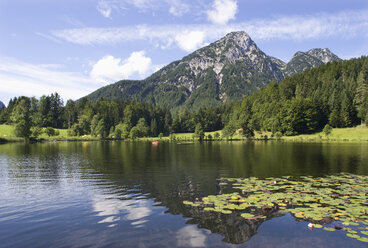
[0,141,367,247]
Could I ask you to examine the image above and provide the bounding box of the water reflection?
[0,141,367,247]
[92,194,152,228]
[176,226,209,247]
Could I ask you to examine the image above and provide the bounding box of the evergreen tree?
[354,61,368,123]
[11,99,31,139]
[150,118,157,137]
[65,100,77,129]
[194,123,204,141]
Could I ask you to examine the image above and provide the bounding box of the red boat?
[152,141,159,145]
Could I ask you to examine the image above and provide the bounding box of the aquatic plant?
[183,173,368,242]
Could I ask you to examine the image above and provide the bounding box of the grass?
[1,124,368,143]
[283,125,368,142]
[139,130,272,142]
[0,124,98,142]
[0,124,14,137]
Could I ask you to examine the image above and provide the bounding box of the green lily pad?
[347,233,360,239]
[241,213,255,218]
[186,173,368,242]
[357,237,368,242]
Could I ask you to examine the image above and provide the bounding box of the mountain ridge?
[84,31,340,111]
[284,48,341,76]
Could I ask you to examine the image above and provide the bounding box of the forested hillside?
[84,32,339,111]
[224,56,368,137]
[1,56,367,141]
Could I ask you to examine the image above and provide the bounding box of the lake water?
[0,141,367,247]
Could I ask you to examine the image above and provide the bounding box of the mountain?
[284,48,341,76]
[85,31,340,111]
[0,101,5,110]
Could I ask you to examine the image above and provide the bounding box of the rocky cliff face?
[85,32,340,111]
[144,31,286,106]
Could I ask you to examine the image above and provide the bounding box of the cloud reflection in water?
[92,194,152,228]
[176,225,209,247]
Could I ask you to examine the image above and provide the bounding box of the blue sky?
[1,0,368,105]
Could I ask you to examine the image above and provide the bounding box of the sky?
[1,0,368,105]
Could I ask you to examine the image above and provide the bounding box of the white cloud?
[97,1,112,18]
[0,57,101,103]
[175,31,205,52]
[52,9,368,52]
[207,0,237,25]
[97,0,190,18]
[90,51,154,83]
[168,0,190,17]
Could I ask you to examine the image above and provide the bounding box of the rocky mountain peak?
[223,31,252,46]
[218,31,259,58]
[179,31,264,78]
[0,101,5,110]
[284,48,341,76]
[306,48,341,63]
[293,51,306,58]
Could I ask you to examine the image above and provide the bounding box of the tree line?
[0,93,230,140]
[223,56,368,138]
[1,56,367,140]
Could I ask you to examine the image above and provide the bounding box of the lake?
[0,141,367,247]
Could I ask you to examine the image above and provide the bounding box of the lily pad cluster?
[183,173,368,242]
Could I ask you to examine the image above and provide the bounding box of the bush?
[45,127,57,137]
[14,120,31,139]
[214,132,220,140]
[323,124,333,137]
[31,126,42,138]
[274,132,282,139]
[115,129,122,139]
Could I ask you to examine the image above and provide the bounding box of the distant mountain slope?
[0,101,5,110]
[284,48,341,76]
[85,32,340,111]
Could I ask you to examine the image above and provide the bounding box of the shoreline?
[1,125,368,144]
[1,136,368,144]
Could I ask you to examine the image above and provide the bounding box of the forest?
[0,56,367,140]
[0,93,230,140]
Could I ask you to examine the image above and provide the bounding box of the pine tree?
[194,123,204,141]
[11,99,31,139]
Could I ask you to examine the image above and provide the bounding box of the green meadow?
[2,124,368,143]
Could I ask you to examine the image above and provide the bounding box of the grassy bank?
[282,126,368,142]
[0,124,98,142]
[1,124,368,143]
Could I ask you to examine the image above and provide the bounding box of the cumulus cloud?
[175,31,205,52]
[207,0,237,25]
[0,53,161,104]
[0,57,101,103]
[90,51,154,83]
